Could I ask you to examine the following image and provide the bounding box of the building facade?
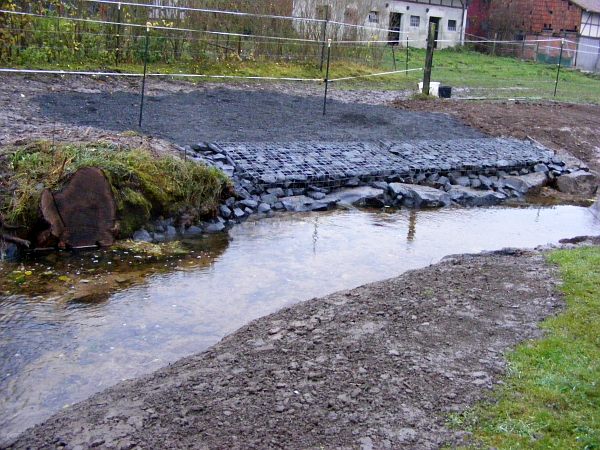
[466,0,600,71]
[293,0,467,48]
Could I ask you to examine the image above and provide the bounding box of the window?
[448,19,457,31]
[368,11,379,23]
[410,15,420,27]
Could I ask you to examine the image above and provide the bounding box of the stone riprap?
[134,138,586,243]
[188,138,557,189]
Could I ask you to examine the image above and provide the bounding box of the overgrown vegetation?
[0,142,230,236]
[449,246,600,449]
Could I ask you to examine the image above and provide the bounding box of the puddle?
[1,205,599,442]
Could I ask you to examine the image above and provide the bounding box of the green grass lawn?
[4,46,599,103]
[448,246,600,449]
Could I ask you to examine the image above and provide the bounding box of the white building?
[573,0,600,72]
[293,0,467,48]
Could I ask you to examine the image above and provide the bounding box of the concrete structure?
[293,0,467,48]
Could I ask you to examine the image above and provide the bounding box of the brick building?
[466,0,600,71]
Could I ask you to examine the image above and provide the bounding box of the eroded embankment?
[7,249,562,450]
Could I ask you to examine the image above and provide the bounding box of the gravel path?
[7,249,562,450]
[0,74,479,147]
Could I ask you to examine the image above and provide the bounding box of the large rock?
[392,184,451,208]
[556,170,599,197]
[280,195,315,212]
[502,172,547,194]
[322,187,385,207]
[448,186,506,206]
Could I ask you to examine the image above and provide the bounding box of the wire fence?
[0,3,599,107]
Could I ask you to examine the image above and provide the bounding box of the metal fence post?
[138,22,150,127]
[554,38,564,97]
[319,6,329,72]
[115,2,121,65]
[323,39,332,115]
[406,36,409,74]
[391,45,397,70]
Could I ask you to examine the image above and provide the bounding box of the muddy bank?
[7,249,564,449]
[394,99,600,173]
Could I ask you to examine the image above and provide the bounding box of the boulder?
[322,187,384,207]
[502,172,547,194]
[448,186,506,206]
[258,203,272,213]
[205,222,226,233]
[280,195,315,212]
[184,225,203,236]
[133,229,152,242]
[556,170,599,197]
[393,184,451,208]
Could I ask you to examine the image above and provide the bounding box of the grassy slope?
[10,47,600,103]
[450,246,600,449]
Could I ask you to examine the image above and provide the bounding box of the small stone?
[185,225,203,236]
[258,203,271,213]
[275,404,286,413]
[240,199,258,209]
[133,229,152,242]
[205,222,225,233]
[219,205,232,219]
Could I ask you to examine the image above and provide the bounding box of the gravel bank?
[7,249,562,449]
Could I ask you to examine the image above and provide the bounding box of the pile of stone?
[131,138,595,243]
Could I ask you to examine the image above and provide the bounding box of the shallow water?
[1,205,599,442]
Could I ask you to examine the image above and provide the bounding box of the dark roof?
[571,0,600,13]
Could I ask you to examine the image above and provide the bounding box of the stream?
[1,204,599,442]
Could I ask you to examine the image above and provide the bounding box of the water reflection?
[0,205,598,443]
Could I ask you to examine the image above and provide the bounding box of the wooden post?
[554,38,564,97]
[492,32,498,56]
[422,23,436,95]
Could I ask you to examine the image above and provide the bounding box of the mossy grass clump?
[1,141,231,236]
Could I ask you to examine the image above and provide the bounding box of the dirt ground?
[7,249,563,449]
[394,99,600,172]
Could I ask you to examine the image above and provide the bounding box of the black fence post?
[391,45,397,70]
[323,39,332,115]
[115,2,121,65]
[554,38,564,98]
[138,22,150,128]
[319,6,329,72]
[422,23,436,95]
[405,36,409,74]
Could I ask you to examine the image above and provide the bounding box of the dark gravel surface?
[35,87,483,144]
[7,249,562,450]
